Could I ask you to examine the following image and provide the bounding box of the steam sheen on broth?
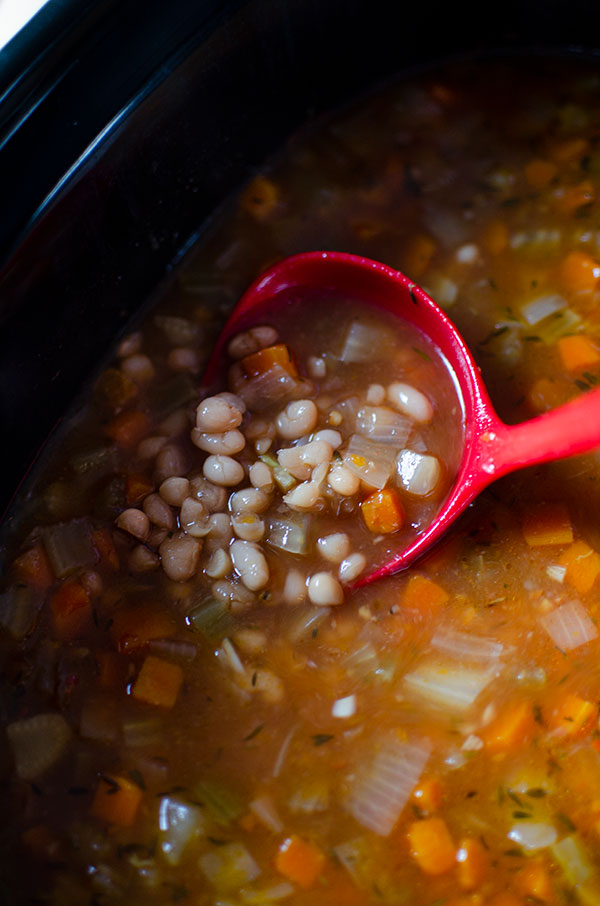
[4,58,600,906]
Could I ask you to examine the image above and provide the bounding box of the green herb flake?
[312,733,335,746]
[244,724,264,742]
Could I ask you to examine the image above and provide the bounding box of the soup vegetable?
[4,58,600,906]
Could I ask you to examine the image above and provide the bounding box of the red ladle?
[204,251,600,585]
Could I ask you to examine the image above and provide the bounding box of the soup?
[4,58,600,906]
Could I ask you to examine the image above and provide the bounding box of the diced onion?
[520,294,567,326]
[249,794,284,833]
[403,658,498,711]
[240,882,294,904]
[538,308,581,344]
[339,322,390,363]
[199,842,260,891]
[356,407,411,445]
[396,449,441,496]
[552,835,593,886]
[267,515,310,555]
[345,736,430,836]
[7,713,72,780]
[343,434,397,489]
[546,564,566,583]
[508,822,557,851]
[158,796,206,865]
[540,600,598,651]
[288,778,330,814]
[42,518,95,578]
[332,694,357,718]
[430,626,504,661]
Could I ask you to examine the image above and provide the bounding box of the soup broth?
[5,58,600,906]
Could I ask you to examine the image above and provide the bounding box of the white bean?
[159,476,190,507]
[229,487,270,514]
[317,532,351,563]
[203,454,244,487]
[155,443,189,481]
[232,514,265,542]
[158,409,191,437]
[180,497,210,537]
[339,552,367,584]
[189,476,227,512]
[312,429,342,449]
[212,579,255,611]
[366,383,385,405]
[307,356,326,378]
[121,353,155,384]
[143,493,175,530]
[117,331,142,357]
[283,462,328,510]
[227,325,278,359]
[128,545,160,573]
[307,572,344,606]
[249,461,274,491]
[191,428,246,455]
[233,628,267,655]
[195,395,244,433]
[282,569,307,605]
[387,382,434,423]
[159,533,202,582]
[205,548,233,579]
[276,399,318,440]
[327,462,360,496]
[116,508,150,542]
[230,540,270,590]
[396,449,441,496]
[167,347,201,373]
[206,513,233,543]
[137,435,167,460]
[277,440,333,481]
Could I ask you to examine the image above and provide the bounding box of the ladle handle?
[476,385,600,481]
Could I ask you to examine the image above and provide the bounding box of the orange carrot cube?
[111,603,176,653]
[275,835,325,889]
[91,774,143,827]
[402,574,449,613]
[481,700,535,751]
[12,544,54,589]
[456,836,490,890]
[558,250,600,295]
[412,776,444,813]
[524,158,558,189]
[407,817,456,875]
[483,220,509,255]
[558,539,600,594]
[522,503,573,547]
[549,692,596,737]
[402,234,437,278]
[241,344,298,380]
[50,579,92,640]
[125,472,154,505]
[131,655,183,708]
[557,334,600,372]
[361,488,405,534]
[105,409,151,449]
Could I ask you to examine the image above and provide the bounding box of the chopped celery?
[199,841,260,891]
[538,308,582,344]
[187,597,233,640]
[158,795,207,865]
[0,585,42,640]
[7,713,72,780]
[259,453,296,492]
[552,835,593,885]
[69,443,117,476]
[194,780,244,825]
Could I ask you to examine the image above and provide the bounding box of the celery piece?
[187,597,233,641]
[259,453,296,492]
[0,585,43,640]
[69,444,117,477]
[194,780,244,825]
[42,518,95,578]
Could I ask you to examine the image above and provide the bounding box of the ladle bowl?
[203,251,600,585]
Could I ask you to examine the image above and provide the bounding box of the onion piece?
[7,713,72,780]
[339,321,390,363]
[552,835,593,886]
[520,294,567,326]
[540,600,598,651]
[332,694,357,718]
[267,515,310,555]
[430,626,504,661]
[508,822,557,851]
[200,842,260,891]
[158,796,206,865]
[356,407,411,445]
[345,736,430,836]
[403,658,498,712]
[288,778,330,814]
[538,308,581,344]
[42,518,95,578]
[249,794,284,833]
[240,882,294,904]
[343,434,397,489]
[396,449,441,496]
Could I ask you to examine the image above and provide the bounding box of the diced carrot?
[526,377,566,414]
[558,539,600,594]
[275,834,326,889]
[50,579,92,640]
[549,691,596,737]
[131,655,183,708]
[524,158,558,189]
[412,776,444,813]
[110,603,176,653]
[482,220,509,255]
[241,344,299,380]
[522,503,573,547]
[558,250,600,295]
[486,894,525,906]
[95,367,138,413]
[361,488,405,534]
[402,574,449,613]
[105,409,151,450]
[402,234,437,278]
[90,773,143,827]
[240,175,280,221]
[550,137,591,164]
[514,860,554,903]
[125,472,154,506]
[12,544,54,589]
[95,650,125,689]
[407,816,456,876]
[557,334,600,372]
[456,836,490,890]
[481,700,535,752]
[92,528,119,571]
[552,180,595,214]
